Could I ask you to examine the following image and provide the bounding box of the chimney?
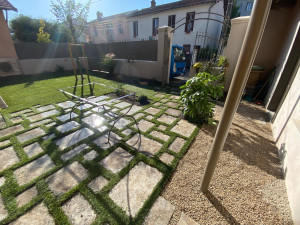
[97,11,102,21]
[151,0,156,7]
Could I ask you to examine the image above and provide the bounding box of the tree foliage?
[50,0,91,43]
[37,20,51,43]
[10,15,72,43]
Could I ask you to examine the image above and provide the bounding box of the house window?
[185,12,195,33]
[152,18,159,36]
[168,15,176,28]
[133,21,138,37]
[246,2,253,11]
[118,23,123,34]
[93,26,98,36]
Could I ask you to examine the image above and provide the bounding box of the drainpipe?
[203,1,217,47]
[200,0,273,192]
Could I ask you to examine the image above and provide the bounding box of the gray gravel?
[162,101,293,224]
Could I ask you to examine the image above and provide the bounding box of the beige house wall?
[0,10,18,59]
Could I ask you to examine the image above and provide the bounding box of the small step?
[0,96,8,109]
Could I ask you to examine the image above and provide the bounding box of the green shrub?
[115,83,124,97]
[180,72,223,125]
[100,53,115,74]
[138,95,148,105]
[55,64,65,73]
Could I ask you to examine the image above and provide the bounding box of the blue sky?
[8,0,179,22]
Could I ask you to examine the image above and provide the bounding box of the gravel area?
[162,100,293,224]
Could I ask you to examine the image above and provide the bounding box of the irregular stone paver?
[178,212,199,225]
[62,194,96,225]
[143,196,175,225]
[144,107,161,115]
[17,128,46,143]
[122,129,133,136]
[55,128,93,150]
[11,109,31,117]
[159,153,174,165]
[10,203,55,225]
[0,196,7,221]
[109,162,163,217]
[88,176,109,193]
[100,148,133,173]
[158,125,167,131]
[170,95,181,100]
[76,104,93,110]
[126,134,162,156]
[16,186,38,207]
[165,108,181,117]
[29,119,52,127]
[11,117,23,124]
[161,98,169,103]
[153,102,161,106]
[83,111,92,116]
[47,162,88,196]
[83,114,106,129]
[14,154,55,186]
[36,105,55,112]
[90,95,108,102]
[93,132,121,150]
[110,118,131,129]
[57,112,78,122]
[157,114,177,124]
[121,105,142,115]
[169,137,186,153]
[43,133,55,141]
[114,102,131,109]
[56,121,80,133]
[155,94,165,98]
[61,144,89,161]
[138,120,155,132]
[166,102,179,108]
[0,147,19,171]
[133,113,144,119]
[0,177,5,186]
[28,110,59,122]
[45,122,56,128]
[0,140,10,147]
[150,131,170,141]
[83,150,98,161]
[146,115,154,120]
[0,124,24,138]
[57,101,75,109]
[91,107,105,113]
[24,142,43,158]
[171,120,196,137]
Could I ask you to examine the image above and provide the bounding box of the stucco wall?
[272,58,300,224]
[128,1,224,50]
[19,58,74,75]
[0,10,18,59]
[224,16,249,92]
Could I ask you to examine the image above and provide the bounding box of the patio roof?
[0,0,17,12]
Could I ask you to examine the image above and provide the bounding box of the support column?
[200,0,273,192]
[157,26,173,86]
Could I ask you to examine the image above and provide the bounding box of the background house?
[236,0,254,17]
[86,10,137,44]
[127,0,225,56]
[0,0,21,77]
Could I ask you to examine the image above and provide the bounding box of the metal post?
[200,0,273,192]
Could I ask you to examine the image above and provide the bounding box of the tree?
[10,15,72,43]
[231,0,241,19]
[37,20,51,43]
[50,0,91,43]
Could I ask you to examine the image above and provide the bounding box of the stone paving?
[0,92,198,224]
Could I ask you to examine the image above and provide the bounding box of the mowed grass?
[0,72,160,114]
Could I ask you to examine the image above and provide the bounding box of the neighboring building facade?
[86,10,137,44]
[127,0,225,54]
[236,0,254,17]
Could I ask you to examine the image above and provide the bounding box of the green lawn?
[0,73,199,225]
[0,72,160,114]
